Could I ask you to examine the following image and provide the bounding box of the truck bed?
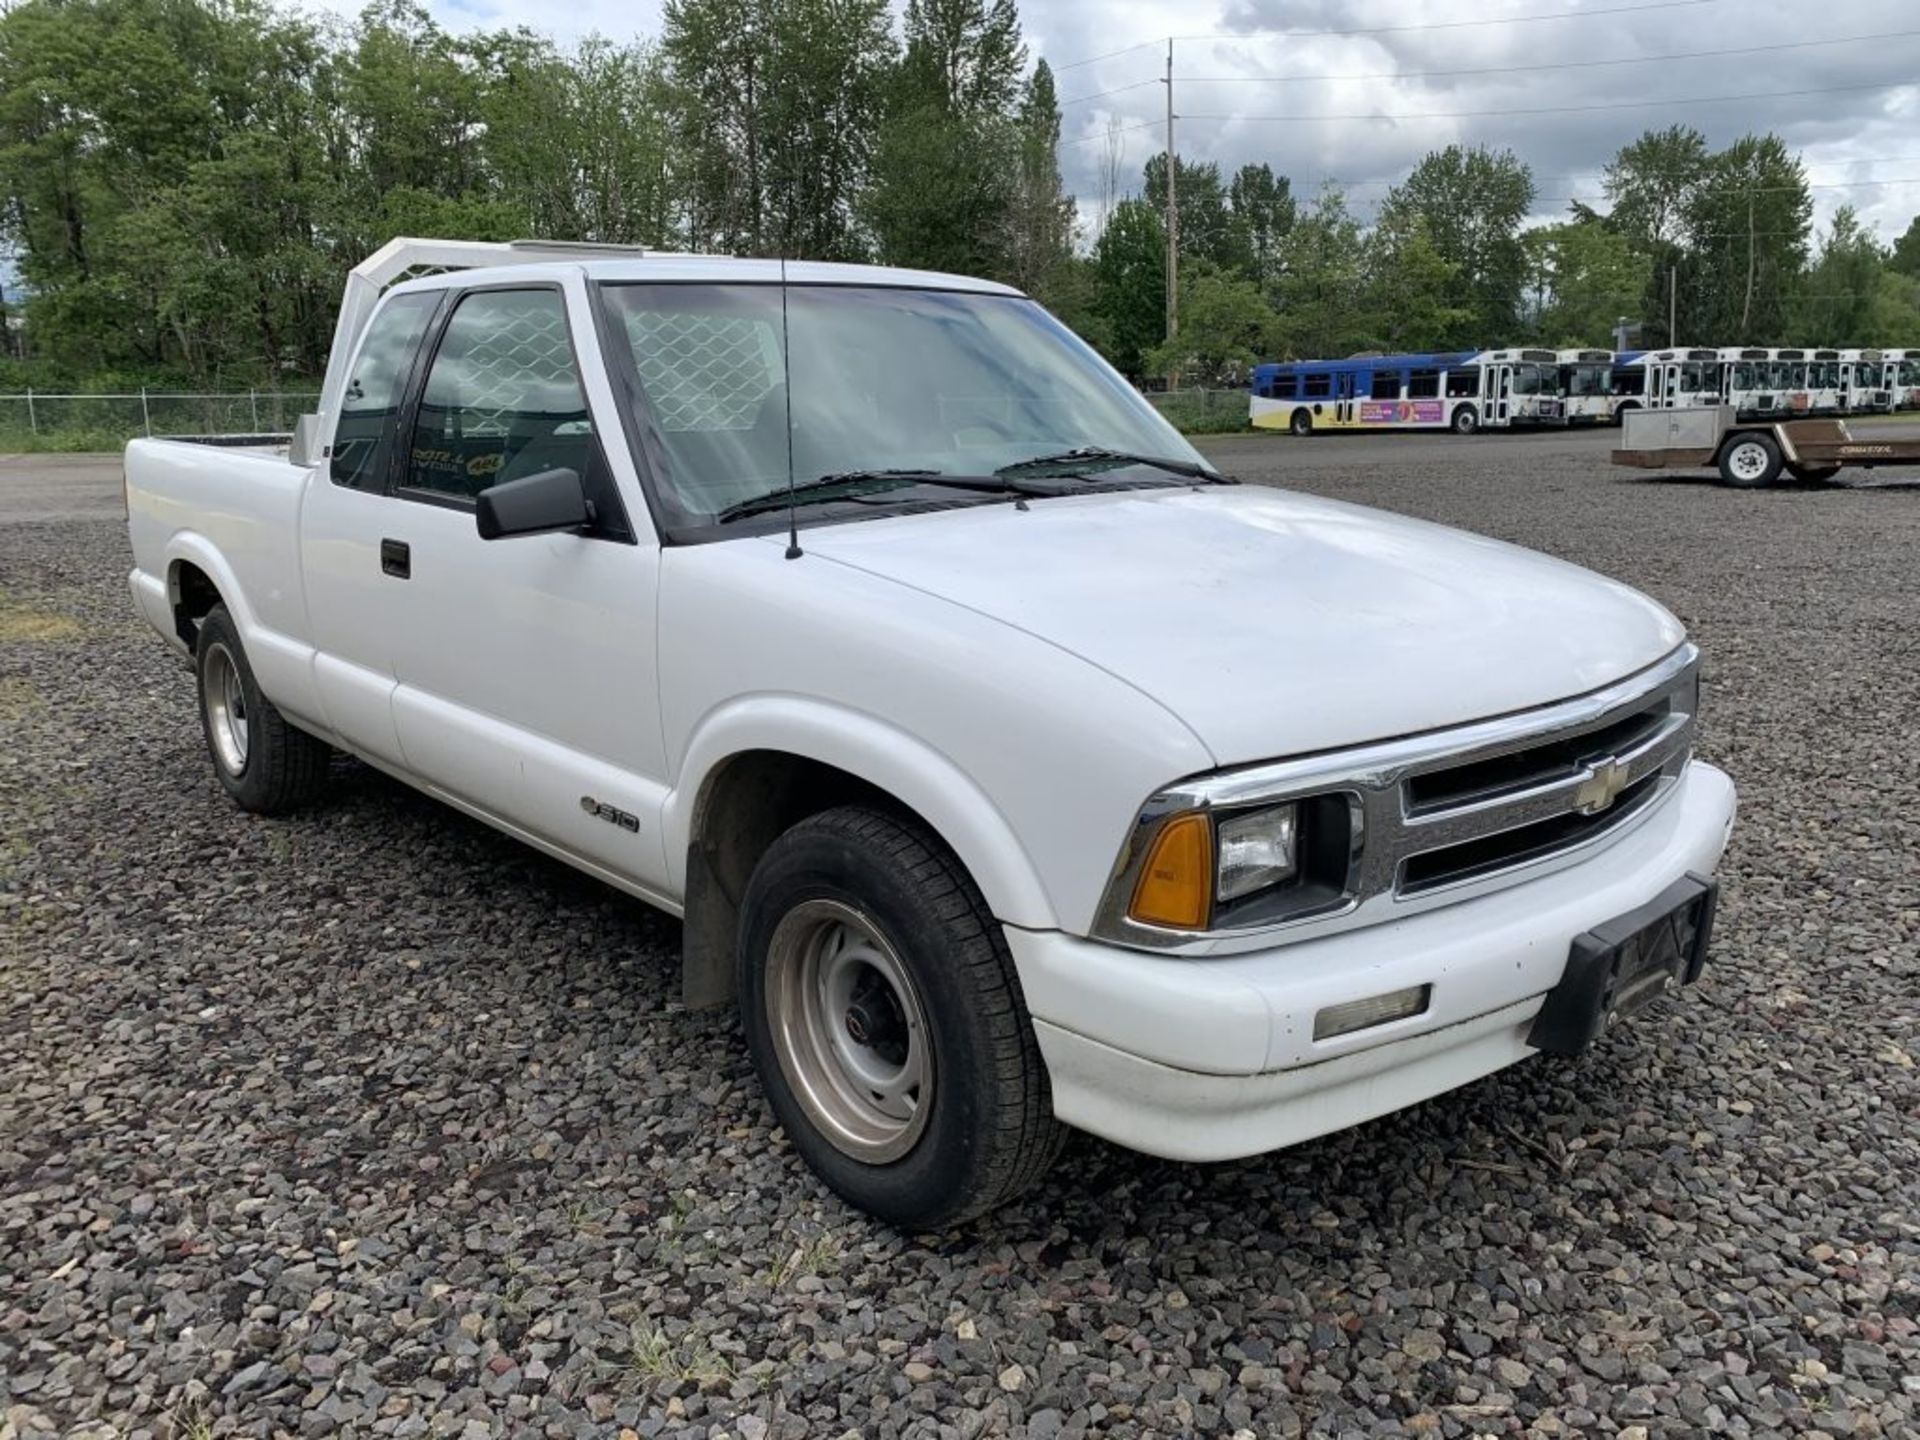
[125,435,313,659]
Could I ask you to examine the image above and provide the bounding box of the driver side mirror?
[476,467,594,540]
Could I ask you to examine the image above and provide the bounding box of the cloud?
[291,0,1920,243]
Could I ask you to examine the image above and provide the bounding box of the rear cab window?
[330,293,440,489]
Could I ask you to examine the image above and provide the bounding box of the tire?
[1717,432,1783,489]
[1790,464,1840,483]
[196,604,331,814]
[1288,408,1313,436]
[1451,404,1479,435]
[737,805,1065,1229]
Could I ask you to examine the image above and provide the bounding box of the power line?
[1066,79,1913,144]
[1322,156,1920,192]
[1050,0,1719,73]
[1072,31,1920,104]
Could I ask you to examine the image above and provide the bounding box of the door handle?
[380,538,411,579]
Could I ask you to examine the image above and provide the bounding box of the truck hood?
[793,485,1686,767]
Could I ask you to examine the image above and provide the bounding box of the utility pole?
[1740,190,1757,337]
[1669,264,1678,346]
[1164,39,1179,390]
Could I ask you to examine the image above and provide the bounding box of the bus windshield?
[1511,364,1559,396]
[1563,364,1610,397]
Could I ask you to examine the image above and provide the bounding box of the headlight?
[1109,790,1356,941]
[1216,804,1298,901]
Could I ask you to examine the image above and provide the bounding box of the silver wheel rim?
[764,898,932,1164]
[203,642,249,776]
[1728,441,1769,481]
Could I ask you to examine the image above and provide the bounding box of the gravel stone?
[2,438,1917,1437]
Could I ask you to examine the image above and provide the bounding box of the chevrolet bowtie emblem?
[1572,757,1632,815]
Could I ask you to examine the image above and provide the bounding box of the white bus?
[1249,348,1564,434]
[1718,347,1792,420]
[1883,350,1920,411]
[1556,349,1614,424]
[1838,348,1892,413]
[1611,348,1722,417]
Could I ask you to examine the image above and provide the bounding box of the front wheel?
[1288,408,1313,436]
[1451,404,1479,435]
[738,806,1065,1229]
[1718,433,1782,489]
[196,604,331,813]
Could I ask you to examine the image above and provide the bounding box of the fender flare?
[664,694,1058,931]
[162,532,258,638]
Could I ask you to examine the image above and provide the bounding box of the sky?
[301,0,1920,244]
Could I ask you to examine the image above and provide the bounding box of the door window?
[330,292,440,490]
[404,289,593,502]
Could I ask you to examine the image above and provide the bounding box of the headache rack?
[298,237,663,467]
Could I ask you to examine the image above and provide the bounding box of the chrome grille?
[1094,645,1700,953]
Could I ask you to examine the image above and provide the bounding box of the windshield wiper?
[716,469,1028,523]
[994,446,1233,483]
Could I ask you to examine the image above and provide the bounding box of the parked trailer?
[1611,405,1920,487]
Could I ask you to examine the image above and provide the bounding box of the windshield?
[1565,363,1610,396]
[597,283,1206,530]
[1511,363,1558,396]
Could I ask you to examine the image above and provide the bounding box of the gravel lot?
[3,435,1916,1439]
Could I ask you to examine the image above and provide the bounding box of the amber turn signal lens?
[1129,812,1213,929]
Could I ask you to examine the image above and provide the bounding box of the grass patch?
[625,1322,734,1389]
[0,427,132,453]
[0,596,82,642]
[765,1232,841,1289]
[0,676,42,723]
[1150,390,1252,435]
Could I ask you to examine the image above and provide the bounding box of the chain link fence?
[1147,388,1251,434]
[0,390,320,449]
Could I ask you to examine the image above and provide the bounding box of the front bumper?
[1007,760,1735,1162]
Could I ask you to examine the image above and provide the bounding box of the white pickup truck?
[127,238,1737,1227]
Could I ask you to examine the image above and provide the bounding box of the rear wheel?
[196,605,331,813]
[1288,408,1313,436]
[738,805,1065,1229]
[1718,433,1783,489]
[1789,463,1840,483]
[1452,404,1480,435]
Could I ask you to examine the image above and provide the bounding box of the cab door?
[373,280,673,892]
[299,289,444,767]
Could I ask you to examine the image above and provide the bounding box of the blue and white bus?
[1249,348,1564,434]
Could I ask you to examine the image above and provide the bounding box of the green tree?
[1143,153,1235,270]
[1603,125,1710,252]
[1367,216,1472,352]
[1000,58,1075,302]
[1270,186,1375,359]
[1227,162,1294,290]
[1520,220,1650,346]
[1142,261,1277,386]
[1090,196,1165,378]
[1378,144,1533,345]
[1791,206,1884,344]
[1887,215,1920,279]
[665,0,893,258]
[864,0,1025,277]
[1673,133,1810,343]
[483,36,676,246]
